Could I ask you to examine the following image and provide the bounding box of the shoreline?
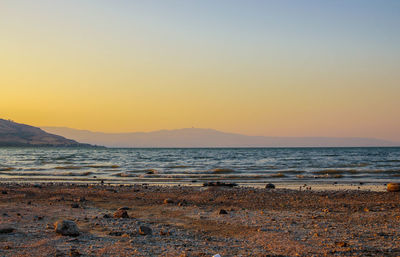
[0,180,389,192]
[1,183,400,256]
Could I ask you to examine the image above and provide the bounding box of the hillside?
[42,127,399,148]
[0,119,91,147]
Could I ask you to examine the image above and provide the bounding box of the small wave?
[280,170,305,174]
[0,167,15,171]
[59,171,93,176]
[55,166,84,170]
[296,174,343,179]
[270,173,286,178]
[166,165,191,168]
[212,168,235,174]
[114,172,138,177]
[86,165,120,169]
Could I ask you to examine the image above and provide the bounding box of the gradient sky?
[1,0,399,141]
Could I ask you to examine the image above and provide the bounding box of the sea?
[0,147,399,186]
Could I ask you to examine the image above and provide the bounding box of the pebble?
[71,203,80,208]
[164,198,174,204]
[113,210,129,218]
[54,220,80,237]
[265,183,276,189]
[1,190,7,194]
[219,209,228,215]
[139,226,152,235]
[387,183,400,192]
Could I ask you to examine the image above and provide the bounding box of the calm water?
[0,147,399,185]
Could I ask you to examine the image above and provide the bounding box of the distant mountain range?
[0,119,91,147]
[42,126,400,148]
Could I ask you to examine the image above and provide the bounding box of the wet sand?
[1,183,400,256]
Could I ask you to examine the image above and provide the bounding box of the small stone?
[118,206,130,211]
[71,203,80,208]
[109,231,123,236]
[387,183,400,192]
[54,220,80,237]
[1,190,7,194]
[265,183,275,189]
[113,210,129,218]
[46,224,54,230]
[0,227,15,234]
[103,214,111,219]
[164,198,173,204]
[219,209,228,215]
[335,241,348,247]
[139,226,152,235]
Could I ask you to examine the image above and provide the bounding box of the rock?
[139,226,152,235]
[103,214,111,219]
[54,220,80,237]
[335,241,348,247]
[71,203,80,208]
[109,231,123,236]
[164,198,174,204]
[113,210,129,218]
[1,190,7,194]
[265,183,276,189]
[46,224,54,230]
[118,206,130,210]
[387,183,400,192]
[219,209,228,215]
[0,227,15,234]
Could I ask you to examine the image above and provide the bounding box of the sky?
[1,0,399,141]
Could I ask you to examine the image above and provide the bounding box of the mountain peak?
[0,119,91,147]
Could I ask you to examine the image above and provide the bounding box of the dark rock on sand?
[387,183,400,192]
[113,209,129,218]
[0,227,15,234]
[265,183,276,189]
[118,206,130,210]
[109,231,123,236]
[219,209,228,215]
[139,226,152,235]
[71,203,80,208]
[54,220,80,237]
[164,198,174,204]
[1,190,7,194]
[103,214,111,219]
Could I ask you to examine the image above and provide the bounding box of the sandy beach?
[1,183,400,256]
